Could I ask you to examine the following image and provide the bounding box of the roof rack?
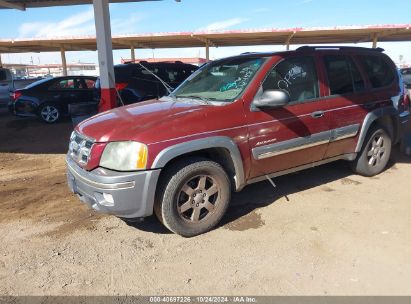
[240,52,263,55]
[296,46,385,52]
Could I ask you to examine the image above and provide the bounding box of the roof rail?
[240,52,261,55]
[296,46,385,52]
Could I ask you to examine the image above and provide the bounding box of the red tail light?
[11,91,22,101]
[115,82,128,91]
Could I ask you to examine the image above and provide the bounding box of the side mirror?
[254,90,290,108]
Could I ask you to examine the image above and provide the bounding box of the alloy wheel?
[177,175,220,223]
[367,133,386,167]
[40,105,59,123]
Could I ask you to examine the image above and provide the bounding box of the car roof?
[115,62,198,69]
[51,75,97,79]
[219,46,386,61]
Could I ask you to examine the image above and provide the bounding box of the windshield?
[173,57,266,102]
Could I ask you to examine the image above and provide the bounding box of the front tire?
[154,158,231,237]
[39,103,60,124]
[350,125,392,176]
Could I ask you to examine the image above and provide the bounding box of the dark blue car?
[9,76,97,123]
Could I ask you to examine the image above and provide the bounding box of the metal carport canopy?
[0,0,159,10]
[0,0,166,111]
[0,24,410,53]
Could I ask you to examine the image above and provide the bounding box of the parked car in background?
[67,46,407,237]
[9,76,97,123]
[93,61,198,106]
[400,67,411,88]
[68,61,198,124]
[0,68,13,107]
[396,69,410,112]
[1,68,48,108]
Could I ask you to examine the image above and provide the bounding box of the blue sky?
[1,0,411,65]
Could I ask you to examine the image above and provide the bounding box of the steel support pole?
[60,47,67,76]
[93,0,116,112]
[131,45,136,63]
[205,42,210,61]
[372,34,378,48]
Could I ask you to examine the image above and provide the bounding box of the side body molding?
[355,106,399,152]
[151,136,246,191]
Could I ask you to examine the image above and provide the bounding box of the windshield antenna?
[136,62,174,96]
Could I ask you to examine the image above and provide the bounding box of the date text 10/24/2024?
[149,296,257,303]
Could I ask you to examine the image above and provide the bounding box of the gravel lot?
[0,108,410,296]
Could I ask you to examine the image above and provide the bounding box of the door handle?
[311,111,324,118]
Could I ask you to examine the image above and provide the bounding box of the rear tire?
[39,103,61,124]
[350,125,392,176]
[154,157,231,237]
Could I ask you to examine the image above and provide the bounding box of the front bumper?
[66,156,161,218]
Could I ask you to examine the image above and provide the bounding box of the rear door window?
[163,68,180,83]
[83,78,96,89]
[49,78,79,90]
[324,55,365,95]
[358,55,395,88]
[133,66,159,82]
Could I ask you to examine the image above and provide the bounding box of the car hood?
[76,98,208,143]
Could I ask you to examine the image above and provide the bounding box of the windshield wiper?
[175,95,212,105]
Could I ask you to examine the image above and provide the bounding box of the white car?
[0,68,13,107]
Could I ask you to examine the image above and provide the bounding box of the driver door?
[246,55,331,179]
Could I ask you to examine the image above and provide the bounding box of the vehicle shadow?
[127,145,410,236]
[0,108,74,154]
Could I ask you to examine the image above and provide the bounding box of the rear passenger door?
[321,54,374,158]
[247,55,332,179]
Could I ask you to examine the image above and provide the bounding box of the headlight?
[100,141,148,171]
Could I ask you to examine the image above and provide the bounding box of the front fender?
[151,136,246,191]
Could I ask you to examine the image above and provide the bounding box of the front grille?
[68,131,95,165]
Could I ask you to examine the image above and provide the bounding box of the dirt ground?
[0,107,410,296]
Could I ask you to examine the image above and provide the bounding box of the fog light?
[102,193,115,206]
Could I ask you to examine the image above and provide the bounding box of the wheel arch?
[355,106,400,152]
[151,136,246,191]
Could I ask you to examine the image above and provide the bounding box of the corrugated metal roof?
[0,24,410,53]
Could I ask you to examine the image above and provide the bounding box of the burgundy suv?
[67,46,409,237]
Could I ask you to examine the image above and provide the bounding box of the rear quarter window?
[358,55,395,88]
